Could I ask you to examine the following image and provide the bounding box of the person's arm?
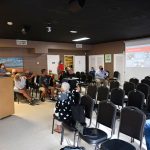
[95,71,100,78]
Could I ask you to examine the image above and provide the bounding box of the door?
[114,53,125,85]
[74,56,86,73]
[89,55,104,71]
[47,55,60,74]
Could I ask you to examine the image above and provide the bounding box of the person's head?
[14,73,21,81]
[41,69,47,75]
[0,63,6,69]
[91,67,95,71]
[59,60,62,64]
[99,66,103,71]
[61,82,70,92]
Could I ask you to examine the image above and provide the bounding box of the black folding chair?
[78,101,117,150]
[80,95,95,127]
[61,105,86,145]
[141,78,150,87]
[127,90,145,110]
[110,88,125,108]
[123,82,135,103]
[137,83,150,100]
[100,106,146,150]
[109,80,120,91]
[87,85,97,101]
[95,86,109,111]
[129,78,139,86]
[61,96,94,146]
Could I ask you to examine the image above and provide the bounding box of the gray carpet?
[0,101,147,150]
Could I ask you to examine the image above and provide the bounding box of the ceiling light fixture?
[70,30,78,33]
[7,21,13,26]
[72,37,90,42]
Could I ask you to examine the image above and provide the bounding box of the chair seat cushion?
[79,128,107,144]
[101,139,136,150]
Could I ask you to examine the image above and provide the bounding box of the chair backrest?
[110,80,120,91]
[87,85,97,100]
[145,76,150,80]
[97,101,117,134]
[97,86,109,102]
[127,90,145,110]
[110,88,125,107]
[137,83,150,99]
[123,81,135,95]
[71,105,85,124]
[87,74,93,83]
[76,71,81,79]
[80,74,87,82]
[129,78,139,86]
[113,71,120,79]
[119,106,146,147]
[141,79,150,87]
[80,95,95,120]
[147,95,150,112]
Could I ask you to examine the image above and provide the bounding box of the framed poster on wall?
[0,57,23,69]
[105,54,112,63]
[64,55,74,68]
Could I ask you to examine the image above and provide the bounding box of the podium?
[0,77,14,119]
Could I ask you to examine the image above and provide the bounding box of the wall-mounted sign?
[76,44,82,48]
[105,54,112,63]
[16,40,27,46]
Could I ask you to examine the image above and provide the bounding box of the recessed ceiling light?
[72,37,90,42]
[7,21,13,26]
[70,30,78,33]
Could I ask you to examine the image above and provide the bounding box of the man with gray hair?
[95,65,108,86]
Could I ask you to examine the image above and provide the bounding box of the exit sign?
[16,40,28,46]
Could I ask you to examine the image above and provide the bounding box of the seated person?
[89,67,96,79]
[145,119,150,150]
[24,70,35,90]
[39,69,55,101]
[14,73,35,105]
[0,63,7,76]
[95,65,108,86]
[54,82,80,133]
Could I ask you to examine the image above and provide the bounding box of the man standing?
[95,66,108,86]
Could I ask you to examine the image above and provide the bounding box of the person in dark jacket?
[54,82,80,133]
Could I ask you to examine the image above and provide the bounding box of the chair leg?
[73,131,77,147]
[52,117,55,134]
[95,145,99,150]
[60,126,64,145]
[77,134,81,147]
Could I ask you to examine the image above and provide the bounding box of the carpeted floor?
[0,100,147,150]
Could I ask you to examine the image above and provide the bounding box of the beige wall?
[86,41,125,77]
[0,39,125,75]
[0,39,89,74]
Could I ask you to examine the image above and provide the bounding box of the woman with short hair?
[54,82,80,133]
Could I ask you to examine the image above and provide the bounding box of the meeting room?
[0,1,150,150]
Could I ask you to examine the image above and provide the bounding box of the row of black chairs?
[54,97,146,150]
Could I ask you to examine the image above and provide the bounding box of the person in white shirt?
[14,73,34,105]
[95,66,108,86]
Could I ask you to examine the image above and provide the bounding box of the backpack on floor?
[60,146,85,150]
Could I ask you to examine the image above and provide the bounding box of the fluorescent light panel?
[70,30,78,33]
[72,37,90,42]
